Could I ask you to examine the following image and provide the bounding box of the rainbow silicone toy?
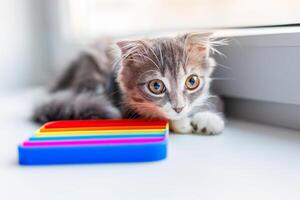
[18,119,169,165]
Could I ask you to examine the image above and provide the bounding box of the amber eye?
[185,75,200,90]
[148,79,165,95]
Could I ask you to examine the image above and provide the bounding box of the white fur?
[191,112,224,135]
[170,111,224,135]
[170,117,193,134]
[161,102,189,120]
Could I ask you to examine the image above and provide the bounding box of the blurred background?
[1,0,300,92]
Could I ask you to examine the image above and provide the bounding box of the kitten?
[33,33,225,135]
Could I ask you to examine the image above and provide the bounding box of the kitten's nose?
[173,106,184,113]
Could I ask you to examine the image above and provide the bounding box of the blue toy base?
[18,141,167,165]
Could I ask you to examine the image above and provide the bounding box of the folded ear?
[183,32,212,56]
[116,40,149,64]
[116,40,134,55]
[116,40,139,66]
[184,32,212,42]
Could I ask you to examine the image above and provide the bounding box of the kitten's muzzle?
[173,106,184,113]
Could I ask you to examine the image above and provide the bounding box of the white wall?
[213,31,300,106]
[0,0,50,92]
[212,30,300,130]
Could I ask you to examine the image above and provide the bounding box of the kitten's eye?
[185,75,200,90]
[148,79,165,95]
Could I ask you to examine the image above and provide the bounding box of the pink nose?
[173,106,184,113]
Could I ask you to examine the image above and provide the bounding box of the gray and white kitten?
[33,33,225,135]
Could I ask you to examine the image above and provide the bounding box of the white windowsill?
[1,88,300,200]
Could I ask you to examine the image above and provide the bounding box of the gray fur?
[33,33,224,131]
[116,33,220,120]
[33,38,121,123]
[33,91,121,123]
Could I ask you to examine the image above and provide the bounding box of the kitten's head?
[117,33,217,120]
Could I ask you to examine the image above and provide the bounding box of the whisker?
[183,47,193,69]
[210,47,227,58]
[209,37,228,58]
[122,42,161,71]
[138,54,160,70]
[211,77,235,81]
[215,63,232,70]
[210,38,229,46]
[158,45,164,66]
[147,44,161,67]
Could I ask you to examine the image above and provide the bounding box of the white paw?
[170,117,193,134]
[191,112,225,135]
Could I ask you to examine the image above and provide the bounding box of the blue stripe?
[30,133,165,141]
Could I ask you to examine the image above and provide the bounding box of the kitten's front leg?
[170,117,193,134]
[191,111,225,135]
[169,112,225,135]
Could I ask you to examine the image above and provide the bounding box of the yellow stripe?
[35,129,166,136]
